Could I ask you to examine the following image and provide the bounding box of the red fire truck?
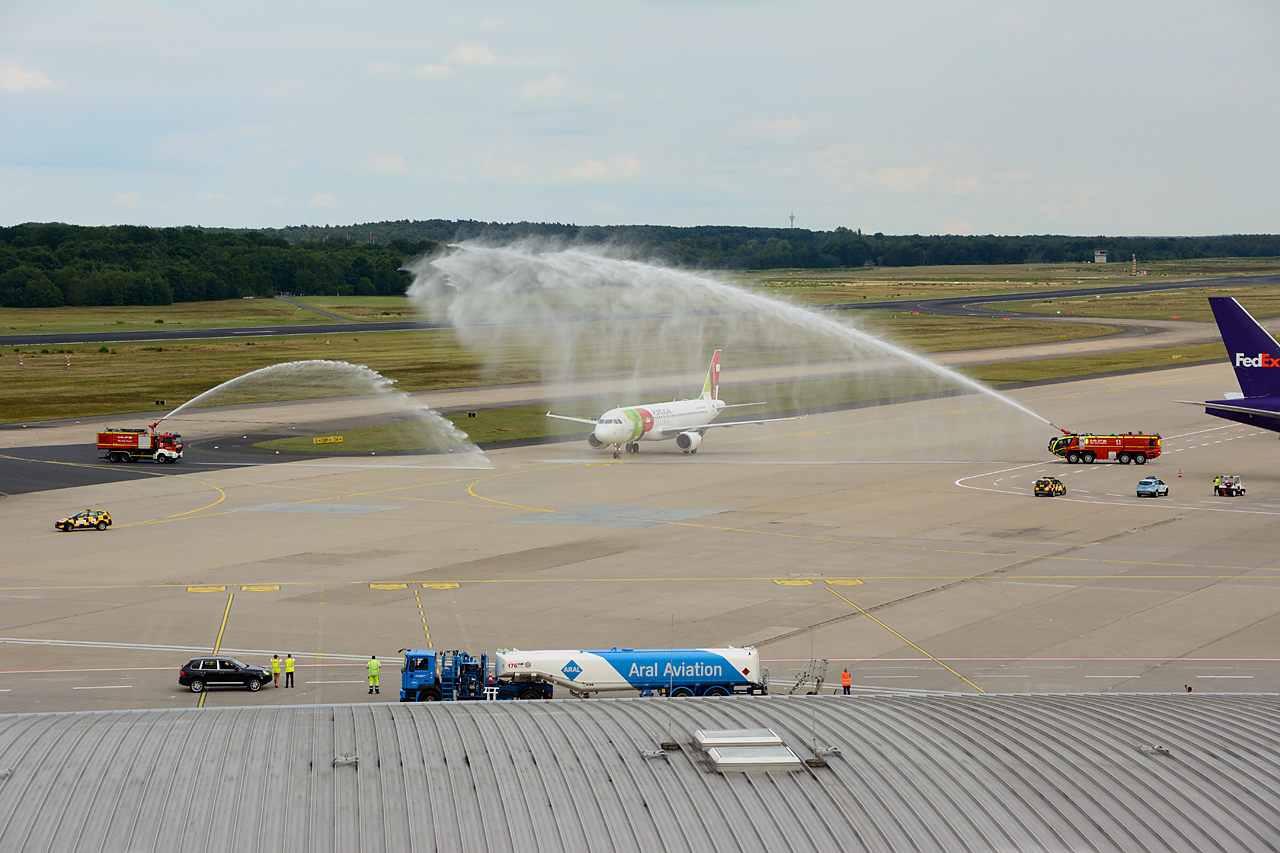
[1048,432,1161,464]
[98,424,184,464]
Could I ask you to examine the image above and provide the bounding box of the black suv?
[179,657,271,693]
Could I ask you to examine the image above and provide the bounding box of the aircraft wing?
[656,414,807,436]
[1173,400,1280,420]
[545,412,600,426]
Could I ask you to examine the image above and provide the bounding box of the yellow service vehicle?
[55,509,112,532]
[1033,477,1066,497]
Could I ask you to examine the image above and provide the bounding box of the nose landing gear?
[612,445,621,459]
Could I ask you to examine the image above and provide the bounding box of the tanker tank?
[494,647,767,697]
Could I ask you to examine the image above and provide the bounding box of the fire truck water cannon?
[1048,431,1161,465]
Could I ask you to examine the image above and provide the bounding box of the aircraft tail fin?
[1210,297,1280,397]
[700,350,721,400]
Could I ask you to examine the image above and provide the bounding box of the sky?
[2,1,1277,236]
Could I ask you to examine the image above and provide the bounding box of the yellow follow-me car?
[1033,477,1066,497]
[55,509,112,532]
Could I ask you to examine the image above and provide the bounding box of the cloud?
[309,192,336,208]
[413,64,454,78]
[264,197,284,207]
[865,164,943,192]
[1039,185,1114,216]
[858,164,984,194]
[522,73,568,98]
[365,152,409,175]
[564,155,641,182]
[365,61,395,75]
[753,117,806,136]
[114,190,139,209]
[447,42,501,67]
[196,191,231,201]
[813,144,865,181]
[0,60,60,93]
[942,216,973,235]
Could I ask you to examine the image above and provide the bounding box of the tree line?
[0,224,438,308]
[259,220,1280,271]
[3,220,1277,308]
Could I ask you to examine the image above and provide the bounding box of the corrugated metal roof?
[0,694,1276,852]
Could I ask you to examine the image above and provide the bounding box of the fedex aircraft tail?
[699,350,721,400]
[1210,297,1280,397]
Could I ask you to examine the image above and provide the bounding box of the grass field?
[735,257,1280,305]
[0,298,335,335]
[992,287,1280,323]
[292,296,417,321]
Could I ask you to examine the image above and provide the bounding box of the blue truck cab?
[399,649,552,702]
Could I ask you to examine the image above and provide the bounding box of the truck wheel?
[1118,453,1131,464]
[702,686,729,697]
[516,686,543,700]
[246,678,261,692]
[420,689,440,702]
[1082,451,1096,464]
[189,679,205,693]
[1134,454,1147,464]
[1066,452,1080,464]
[670,687,694,698]
[96,521,107,530]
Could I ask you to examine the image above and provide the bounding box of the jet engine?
[676,431,702,452]
[587,433,604,449]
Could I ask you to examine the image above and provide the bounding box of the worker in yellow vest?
[841,668,852,695]
[284,654,295,688]
[271,654,281,688]
[367,655,381,695]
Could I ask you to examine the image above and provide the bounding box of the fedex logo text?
[1235,353,1280,368]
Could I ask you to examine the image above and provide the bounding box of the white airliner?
[546,350,805,458]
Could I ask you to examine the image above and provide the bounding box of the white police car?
[1136,477,1169,498]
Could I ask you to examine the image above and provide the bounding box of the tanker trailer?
[494,646,767,697]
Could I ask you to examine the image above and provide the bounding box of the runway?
[1,360,1276,713]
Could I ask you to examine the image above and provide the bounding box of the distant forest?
[2,220,1278,308]
[264,220,1280,271]
[0,224,438,308]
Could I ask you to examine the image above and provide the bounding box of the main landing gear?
[613,443,641,459]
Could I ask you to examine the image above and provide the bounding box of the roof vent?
[707,746,803,772]
[694,728,783,751]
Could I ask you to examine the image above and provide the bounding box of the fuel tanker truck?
[399,646,767,702]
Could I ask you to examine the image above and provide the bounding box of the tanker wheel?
[1118,453,1131,464]
[1066,452,1080,464]
[516,686,543,700]
[670,687,694,698]
[703,686,728,697]
[1135,453,1147,464]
